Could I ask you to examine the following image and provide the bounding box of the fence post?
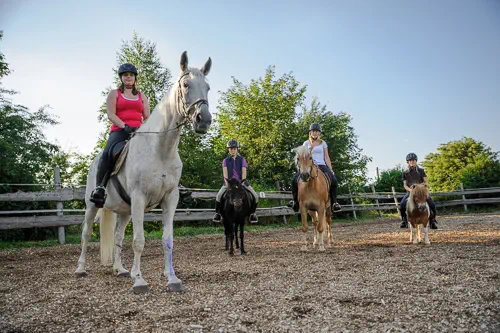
[275,181,287,224]
[460,183,468,212]
[54,167,65,245]
[371,184,382,218]
[392,186,400,217]
[348,187,357,220]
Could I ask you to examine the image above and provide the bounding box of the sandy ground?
[1,214,499,333]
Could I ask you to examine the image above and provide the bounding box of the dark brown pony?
[407,184,431,245]
[293,145,332,251]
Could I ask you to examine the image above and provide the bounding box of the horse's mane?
[228,178,242,188]
[293,145,311,168]
[413,184,428,199]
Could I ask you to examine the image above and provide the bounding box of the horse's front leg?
[130,193,149,294]
[317,207,326,252]
[234,220,240,249]
[228,221,235,256]
[75,205,99,276]
[113,213,131,278]
[161,190,184,292]
[300,205,309,251]
[240,220,246,255]
[310,211,318,247]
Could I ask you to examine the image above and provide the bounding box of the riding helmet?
[406,152,418,162]
[226,139,239,148]
[309,123,321,132]
[118,63,138,76]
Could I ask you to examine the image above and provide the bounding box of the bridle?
[133,71,209,135]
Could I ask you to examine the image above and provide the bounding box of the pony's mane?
[412,184,429,201]
[228,178,242,187]
[293,145,311,165]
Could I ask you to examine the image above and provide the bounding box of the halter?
[133,71,209,135]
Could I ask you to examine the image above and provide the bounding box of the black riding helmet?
[226,139,239,148]
[118,63,138,76]
[309,123,321,132]
[406,152,418,162]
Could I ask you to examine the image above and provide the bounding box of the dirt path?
[1,214,499,332]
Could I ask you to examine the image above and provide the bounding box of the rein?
[132,71,208,135]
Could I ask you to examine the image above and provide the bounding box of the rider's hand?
[123,124,138,135]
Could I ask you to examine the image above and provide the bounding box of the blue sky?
[1,0,499,180]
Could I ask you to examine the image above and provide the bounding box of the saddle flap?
[111,141,130,176]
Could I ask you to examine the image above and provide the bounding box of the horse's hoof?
[318,246,326,252]
[425,241,431,246]
[133,284,150,295]
[300,246,308,251]
[118,271,131,278]
[74,270,87,277]
[240,251,247,256]
[168,281,185,292]
[229,251,235,256]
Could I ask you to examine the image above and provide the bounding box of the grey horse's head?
[177,51,212,134]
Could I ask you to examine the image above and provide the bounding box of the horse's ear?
[410,185,415,190]
[180,51,188,72]
[201,57,211,76]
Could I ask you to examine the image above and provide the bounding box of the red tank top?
[110,90,144,132]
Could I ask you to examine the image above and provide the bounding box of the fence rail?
[1,168,499,244]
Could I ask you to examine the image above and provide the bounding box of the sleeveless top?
[110,90,144,132]
[303,140,328,166]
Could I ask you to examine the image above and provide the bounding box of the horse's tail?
[99,208,116,267]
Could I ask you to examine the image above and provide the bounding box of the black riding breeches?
[96,129,130,186]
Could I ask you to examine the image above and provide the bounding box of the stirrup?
[332,202,342,212]
[213,213,222,223]
[250,214,258,224]
[89,186,106,208]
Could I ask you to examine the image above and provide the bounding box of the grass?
[0,212,414,251]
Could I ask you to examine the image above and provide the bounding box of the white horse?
[75,51,212,294]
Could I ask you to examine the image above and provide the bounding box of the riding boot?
[400,210,408,228]
[213,201,222,223]
[430,213,438,230]
[287,175,299,212]
[249,202,258,224]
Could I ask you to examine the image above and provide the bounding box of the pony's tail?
[99,208,116,267]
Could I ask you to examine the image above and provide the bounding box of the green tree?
[372,165,405,193]
[422,137,499,191]
[215,66,307,187]
[0,31,60,193]
[294,97,372,192]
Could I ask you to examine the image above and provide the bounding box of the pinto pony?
[407,184,431,245]
[293,145,333,251]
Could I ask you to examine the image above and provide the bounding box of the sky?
[1,0,499,181]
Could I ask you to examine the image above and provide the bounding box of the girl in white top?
[289,123,342,212]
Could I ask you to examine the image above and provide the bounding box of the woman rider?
[288,123,342,212]
[89,63,150,207]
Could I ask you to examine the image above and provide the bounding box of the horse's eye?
[183,81,188,88]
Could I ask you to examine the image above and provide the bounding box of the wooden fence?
[1,168,500,244]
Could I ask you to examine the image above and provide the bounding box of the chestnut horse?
[407,184,431,245]
[293,145,332,251]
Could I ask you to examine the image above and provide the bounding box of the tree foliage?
[372,165,405,193]
[293,97,371,192]
[422,137,500,191]
[215,66,307,187]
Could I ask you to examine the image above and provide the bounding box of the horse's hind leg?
[423,221,431,245]
[75,205,99,276]
[113,213,131,277]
